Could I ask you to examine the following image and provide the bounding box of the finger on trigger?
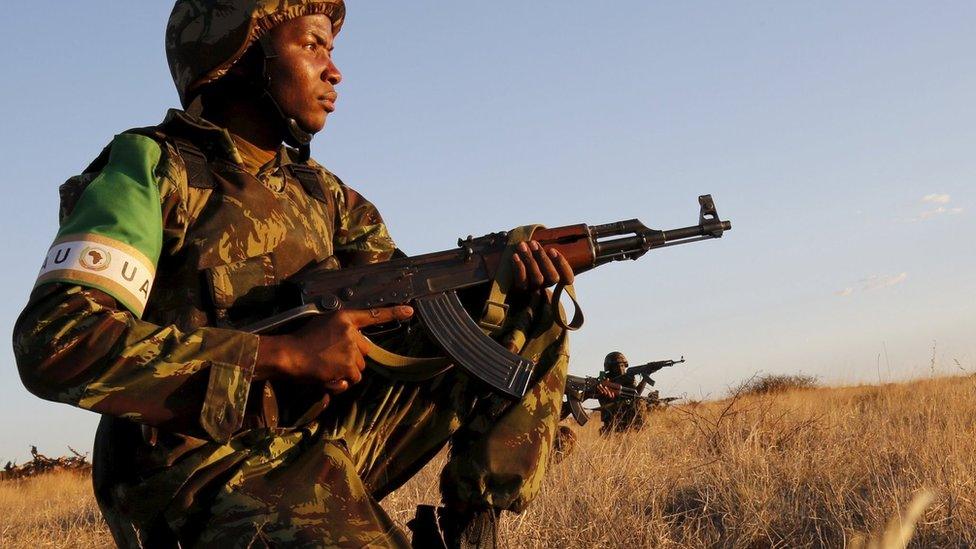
[326,380,349,393]
[349,305,414,328]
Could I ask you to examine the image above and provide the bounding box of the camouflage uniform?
[596,353,649,435]
[13,1,569,547]
[596,379,653,435]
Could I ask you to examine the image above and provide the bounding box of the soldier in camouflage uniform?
[596,351,652,435]
[13,2,573,547]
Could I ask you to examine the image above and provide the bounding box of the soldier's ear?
[227,44,265,80]
[198,46,267,112]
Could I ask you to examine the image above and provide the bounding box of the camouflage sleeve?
[13,134,258,443]
[332,182,396,266]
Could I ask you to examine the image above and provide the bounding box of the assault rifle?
[562,358,684,426]
[588,394,681,414]
[246,195,731,399]
[562,374,644,426]
[612,356,685,385]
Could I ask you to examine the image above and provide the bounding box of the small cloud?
[922,193,951,204]
[861,272,908,291]
[918,206,962,221]
[909,206,965,222]
[838,273,908,296]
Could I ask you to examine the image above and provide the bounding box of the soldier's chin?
[304,113,327,134]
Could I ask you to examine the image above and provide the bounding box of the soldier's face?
[609,357,627,376]
[266,15,342,135]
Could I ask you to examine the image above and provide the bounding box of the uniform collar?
[161,109,300,173]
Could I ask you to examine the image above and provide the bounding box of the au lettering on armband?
[34,232,156,317]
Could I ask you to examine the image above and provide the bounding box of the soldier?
[13,2,574,547]
[596,351,651,434]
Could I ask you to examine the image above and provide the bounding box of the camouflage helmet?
[166,0,346,106]
[604,351,628,373]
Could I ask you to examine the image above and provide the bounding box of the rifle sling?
[552,283,584,331]
[479,224,543,335]
[478,224,584,333]
[364,338,452,381]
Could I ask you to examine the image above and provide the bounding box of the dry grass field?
[3,374,974,548]
[0,470,110,547]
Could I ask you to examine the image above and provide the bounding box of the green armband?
[35,134,164,317]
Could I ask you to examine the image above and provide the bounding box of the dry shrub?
[736,373,819,396]
[1,446,91,481]
[4,375,974,548]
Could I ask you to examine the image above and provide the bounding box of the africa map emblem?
[80,246,111,271]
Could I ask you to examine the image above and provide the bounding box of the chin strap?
[257,35,314,158]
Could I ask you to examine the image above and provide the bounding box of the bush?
[736,373,819,396]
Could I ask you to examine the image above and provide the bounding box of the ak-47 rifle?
[562,374,647,426]
[245,195,731,399]
[618,356,686,382]
[591,390,682,411]
[563,357,685,426]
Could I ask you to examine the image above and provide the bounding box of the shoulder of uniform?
[58,132,170,218]
[70,123,207,228]
[303,157,345,187]
[286,155,349,208]
[124,109,238,191]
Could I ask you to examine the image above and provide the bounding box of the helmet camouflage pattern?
[604,351,627,371]
[166,0,345,106]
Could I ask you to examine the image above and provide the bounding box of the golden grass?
[0,471,110,548]
[4,375,974,548]
[392,375,976,548]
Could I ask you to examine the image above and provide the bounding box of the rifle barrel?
[593,220,731,261]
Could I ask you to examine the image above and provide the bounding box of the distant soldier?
[13,1,575,547]
[596,351,653,434]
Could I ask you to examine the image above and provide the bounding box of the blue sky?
[1,2,973,462]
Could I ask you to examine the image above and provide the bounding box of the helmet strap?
[257,35,313,160]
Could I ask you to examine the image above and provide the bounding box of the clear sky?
[1,2,973,463]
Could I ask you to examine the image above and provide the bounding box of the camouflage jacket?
[13,109,395,447]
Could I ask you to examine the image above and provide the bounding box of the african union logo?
[79,246,112,272]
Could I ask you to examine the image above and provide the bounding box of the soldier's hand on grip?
[255,305,414,393]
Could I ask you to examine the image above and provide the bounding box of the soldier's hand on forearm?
[255,305,414,393]
[596,380,619,398]
[511,240,575,292]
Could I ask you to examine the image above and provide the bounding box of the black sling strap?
[284,163,328,204]
[169,132,329,205]
[171,138,217,190]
